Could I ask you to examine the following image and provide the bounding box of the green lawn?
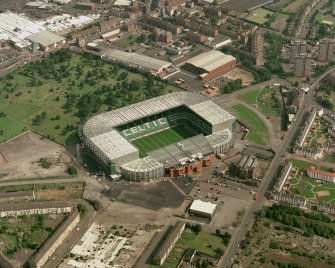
[233,104,269,145]
[315,12,335,25]
[149,229,224,268]
[245,8,274,24]
[0,49,179,145]
[238,88,280,117]
[289,174,335,202]
[290,159,312,170]
[132,125,199,157]
[0,215,63,258]
[282,0,306,13]
[115,36,136,47]
[0,117,26,144]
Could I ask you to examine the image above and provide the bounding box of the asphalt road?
[218,67,335,267]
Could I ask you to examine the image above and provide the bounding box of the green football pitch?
[132,125,200,158]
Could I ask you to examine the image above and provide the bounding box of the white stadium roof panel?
[90,130,138,160]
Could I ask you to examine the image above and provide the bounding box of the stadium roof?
[82,92,235,169]
[148,135,214,167]
[121,156,163,172]
[185,50,236,73]
[27,30,64,47]
[101,49,172,75]
[90,130,138,160]
[189,200,217,215]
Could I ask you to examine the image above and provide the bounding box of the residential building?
[270,192,306,207]
[185,30,207,44]
[293,146,323,160]
[152,221,185,265]
[0,202,72,217]
[328,126,335,138]
[143,15,183,34]
[317,202,335,215]
[317,39,335,62]
[306,167,335,183]
[30,209,80,268]
[289,40,306,63]
[296,108,317,147]
[294,54,312,77]
[273,162,292,192]
[0,191,35,203]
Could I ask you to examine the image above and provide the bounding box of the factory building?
[183,50,236,80]
[289,40,306,63]
[294,54,312,78]
[317,39,335,62]
[232,154,259,180]
[101,49,173,76]
[189,200,217,218]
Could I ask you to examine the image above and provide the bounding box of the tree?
[215,247,224,257]
[193,224,202,233]
[136,34,146,43]
[39,157,52,168]
[67,165,78,175]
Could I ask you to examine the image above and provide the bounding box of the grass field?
[0,214,64,259]
[324,154,335,163]
[0,49,178,145]
[290,159,312,170]
[132,125,199,157]
[238,88,281,117]
[233,104,269,145]
[245,8,274,24]
[282,0,306,13]
[270,12,290,32]
[149,229,224,268]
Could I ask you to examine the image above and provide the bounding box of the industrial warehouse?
[101,49,174,77]
[80,92,236,181]
[183,50,237,80]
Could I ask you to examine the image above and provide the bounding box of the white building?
[189,199,217,218]
[306,167,335,183]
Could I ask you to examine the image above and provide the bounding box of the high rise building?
[294,54,312,77]
[290,40,307,63]
[317,39,335,62]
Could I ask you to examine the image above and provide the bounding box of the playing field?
[132,125,199,158]
[245,8,274,24]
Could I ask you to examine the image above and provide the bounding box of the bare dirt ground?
[271,15,288,32]
[222,68,255,86]
[0,131,73,180]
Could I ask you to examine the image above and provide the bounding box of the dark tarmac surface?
[104,180,188,211]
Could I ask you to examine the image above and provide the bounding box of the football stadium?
[80,92,236,181]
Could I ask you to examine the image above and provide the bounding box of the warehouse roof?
[185,50,236,73]
[27,30,64,47]
[102,49,172,74]
[189,200,217,215]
